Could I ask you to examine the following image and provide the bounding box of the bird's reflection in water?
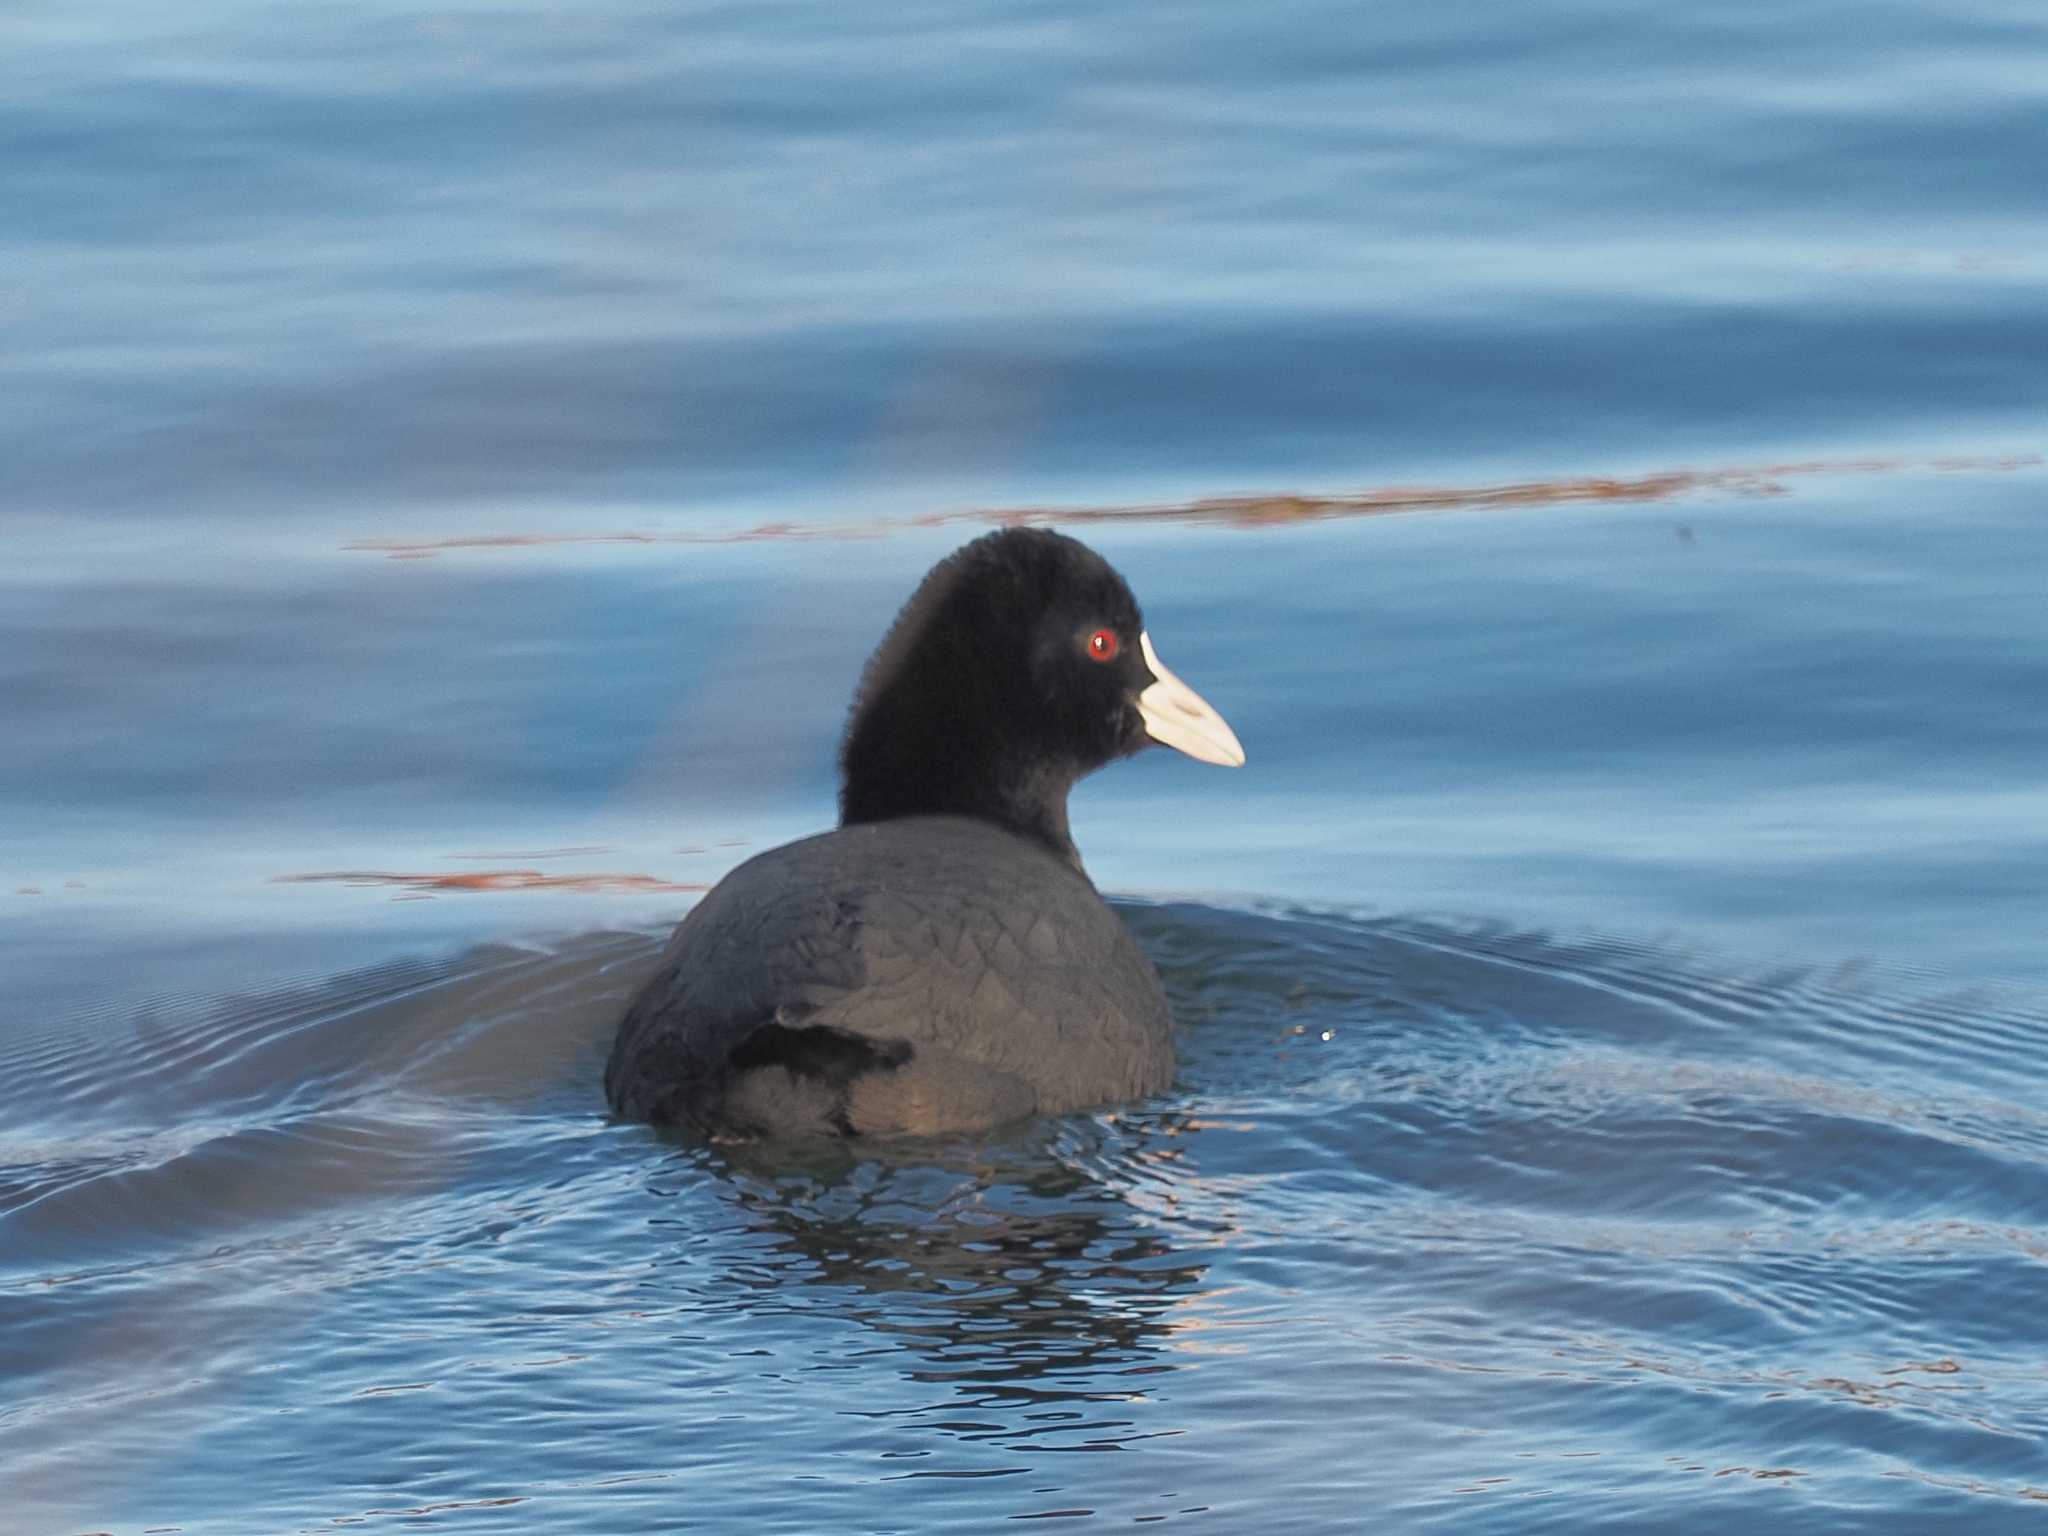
[665,1112,1219,1454]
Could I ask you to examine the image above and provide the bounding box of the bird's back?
[604,816,1174,1137]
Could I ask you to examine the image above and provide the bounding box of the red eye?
[1086,628,1120,663]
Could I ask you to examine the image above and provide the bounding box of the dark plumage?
[604,527,1244,1139]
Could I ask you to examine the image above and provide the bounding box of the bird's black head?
[839,527,1243,867]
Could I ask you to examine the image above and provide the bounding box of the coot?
[604,527,1244,1138]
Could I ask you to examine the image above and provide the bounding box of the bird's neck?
[987,760,1082,869]
[840,736,1084,870]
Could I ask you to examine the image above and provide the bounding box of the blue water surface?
[4,0,2047,1530]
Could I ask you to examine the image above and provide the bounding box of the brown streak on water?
[272,869,708,895]
[343,453,2044,557]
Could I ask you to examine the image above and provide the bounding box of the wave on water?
[6,905,2048,1530]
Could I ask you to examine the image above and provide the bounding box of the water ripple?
[7,905,2048,1530]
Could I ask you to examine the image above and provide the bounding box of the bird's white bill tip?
[1136,631,1246,767]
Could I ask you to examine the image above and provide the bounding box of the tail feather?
[720,1021,1033,1137]
[724,1021,911,1136]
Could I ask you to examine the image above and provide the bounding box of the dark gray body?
[604,816,1175,1137]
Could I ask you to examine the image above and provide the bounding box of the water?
[5,0,2047,1529]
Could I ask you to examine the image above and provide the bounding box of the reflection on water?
[703,1136,1214,1447]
